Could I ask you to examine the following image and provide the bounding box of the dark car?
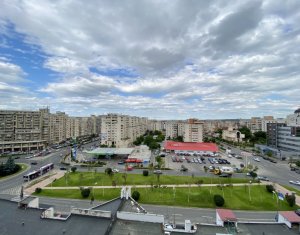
[258,176,269,181]
[31,162,38,165]
[60,167,67,170]
[14,156,20,159]
[295,209,300,216]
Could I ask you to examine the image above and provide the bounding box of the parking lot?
[164,151,250,177]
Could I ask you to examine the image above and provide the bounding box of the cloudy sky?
[0,0,299,119]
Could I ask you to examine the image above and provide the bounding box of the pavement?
[24,170,65,194]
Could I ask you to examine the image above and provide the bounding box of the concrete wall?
[117,211,164,223]
[71,208,111,218]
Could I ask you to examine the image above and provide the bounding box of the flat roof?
[0,199,111,235]
[216,209,237,221]
[85,147,134,155]
[280,211,300,223]
[164,141,219,152]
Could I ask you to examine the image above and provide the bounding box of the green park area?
[37,184,298,211]
[50,171,249,187]
[31,171,298,211]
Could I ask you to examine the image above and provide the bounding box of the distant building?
[266,109,300,155]
[222,127,245,142]
[183,119,203,142]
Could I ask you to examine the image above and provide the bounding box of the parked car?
[112,168,119,173]
[258,176,269,181]
[295,209,300,216]
[153,170,162,174]
[254,158,260,162]
[180,165,188,171]
[289,180,300,186]
[60,167,67,171]
[31,162,38,165]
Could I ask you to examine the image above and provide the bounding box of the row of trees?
[0,157,20,177]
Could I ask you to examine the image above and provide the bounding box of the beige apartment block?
[183,119,203,142]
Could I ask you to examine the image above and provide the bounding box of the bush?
[105,167,112,175]
[266,184,274,193]
[81,188,91,198]
[286,194,296,207]
[132,191,140,201]
[143,170,149,176]
[214,194,225,207]
[35,187,42,194]
[71,166,77,173]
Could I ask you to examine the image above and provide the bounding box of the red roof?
[216,209,237,221]
[280,211,300,223]
[164,141,218,152]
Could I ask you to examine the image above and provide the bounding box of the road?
[220,143,300,191]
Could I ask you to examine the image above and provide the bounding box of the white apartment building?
[100,114,149,148]
[183,121,203,142]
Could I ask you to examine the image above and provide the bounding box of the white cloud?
[0,0,300,118]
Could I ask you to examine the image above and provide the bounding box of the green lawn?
[51,172,249,187]
[36,185,298,211]
[0,163,28,180]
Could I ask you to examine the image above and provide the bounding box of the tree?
[122,173,127,185]
[286,194,296,207]
[266,184,274,193]
[239,126,252,141]
[105,167,113,176]
[143,170,149,176]
[214,194,225,207]
[80,187,91,198]
[71,166,77,173]
[132,191,140,201]
[249,171,257,180]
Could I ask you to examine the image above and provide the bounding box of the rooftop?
[279,211,300,223]
[0,199,111,235]
[216,208,237,221]
[164,141,219,152]
[85,147,134,155]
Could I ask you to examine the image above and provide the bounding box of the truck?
[214,166,234,177]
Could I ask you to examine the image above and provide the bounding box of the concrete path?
[24,170,65,194]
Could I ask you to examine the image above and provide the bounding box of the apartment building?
[261,116,276,132]
[249,117,262,132]
[183,119,203,142]
[165,121,179,139]
[100,114,149,148]
[0,109,48,153]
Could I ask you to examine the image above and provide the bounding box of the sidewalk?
[43,182,269,190]
[24,170,65,194]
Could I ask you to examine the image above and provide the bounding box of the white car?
[254,158,260,162]
[289,180,300,186]
[112,169,119,173]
